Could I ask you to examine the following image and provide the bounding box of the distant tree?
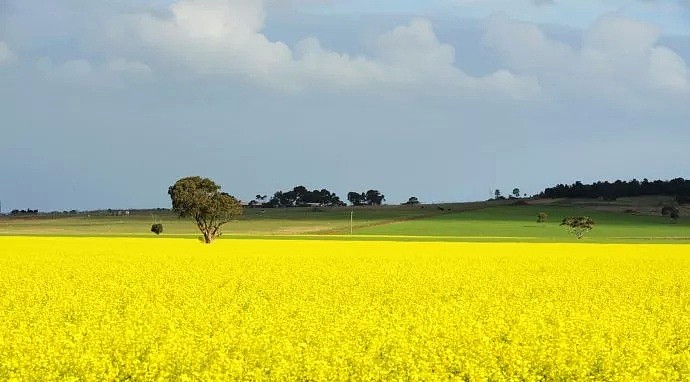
[292,186,309,205]
[494,189,501,199]
[666,206,681,223]
[168,176,243,244]
[512,188,521,198]
[537,212,548,223]
[150,223,163,235]
[347,192,365,206]
[403,196,420,206]
[365,190,385,206]
[560,216,595,239]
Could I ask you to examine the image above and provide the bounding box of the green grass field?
[1,198,688,243]
[358,204,690,242]
[0,204,450,237]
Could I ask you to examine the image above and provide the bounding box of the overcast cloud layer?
[1,0,689,210]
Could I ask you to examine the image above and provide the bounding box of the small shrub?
[150,223,163,235]
[537,212,548,223]
[671,210,680,223]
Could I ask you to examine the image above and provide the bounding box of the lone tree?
[560,216,595,239]
[168,176,243,244]
[512,188,521,198]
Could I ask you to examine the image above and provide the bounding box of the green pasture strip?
[1,232,690,244]
[0,206,439,236]
[356,204,690,239]
[0,202,495,237]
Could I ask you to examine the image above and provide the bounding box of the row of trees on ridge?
[541,178,690,202]
[246,186,386,207]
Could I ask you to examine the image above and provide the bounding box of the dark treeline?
[10,209,39,216]
[248,186,386,208]
[540,178,690,202]
[253,186,347,208]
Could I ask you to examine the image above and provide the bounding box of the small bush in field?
[151,223,163,235]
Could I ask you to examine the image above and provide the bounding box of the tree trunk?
[202,229,214,244]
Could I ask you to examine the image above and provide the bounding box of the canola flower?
[0,237,689,381]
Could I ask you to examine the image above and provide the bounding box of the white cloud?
[484,13,574,73]
[112,0,539,98]
[483,13,690,101]
[584,15,661,57]
[649,47,689,91]
[0,41,18,66]
[375,19,456,71]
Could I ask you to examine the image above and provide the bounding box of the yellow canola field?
[1,237,690,381]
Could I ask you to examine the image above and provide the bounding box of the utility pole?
[350,210,353,235]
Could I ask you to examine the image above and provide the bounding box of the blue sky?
[1,0,690,211]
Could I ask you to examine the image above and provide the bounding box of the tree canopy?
[347,192,366,206]
[348,190,385,206]
[365,190,385,206]
[560,216,595,239]
[168,176,243,244]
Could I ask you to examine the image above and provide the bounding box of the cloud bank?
[484,13,690,104]
[109,0,540,98]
